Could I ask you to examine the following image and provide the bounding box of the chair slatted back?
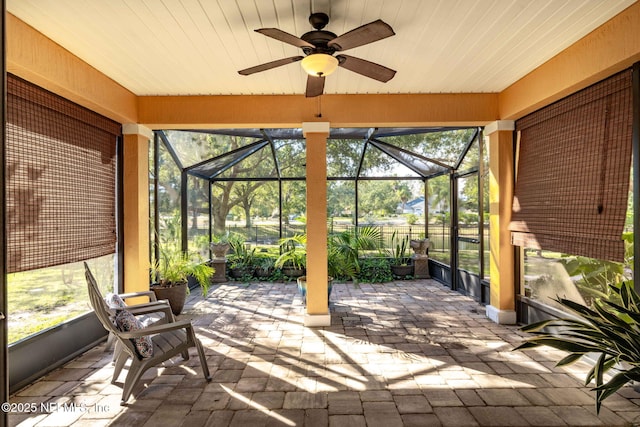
[84,262,138,359]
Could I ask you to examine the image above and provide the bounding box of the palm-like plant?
[328,226,382,281]
[275,234,307,270]
[515,281,640,413]
[152,248,214,296]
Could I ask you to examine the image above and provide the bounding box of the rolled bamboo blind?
[6,74,120,273]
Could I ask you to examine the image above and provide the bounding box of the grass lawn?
[7,256,114,344]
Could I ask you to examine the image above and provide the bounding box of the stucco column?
[302,122,330,327]
[485,120,517,324]
[122,124,152,301]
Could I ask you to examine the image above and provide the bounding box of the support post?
[302,122,330,327]
[122,124,153,302]
[484,120,517,324]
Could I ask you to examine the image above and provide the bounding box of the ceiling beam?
[137,92,499,129]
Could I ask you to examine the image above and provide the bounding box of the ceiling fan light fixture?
[301,53,339,77]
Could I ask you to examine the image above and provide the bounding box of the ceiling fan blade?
[305,75,325,98]
[328,19,395,51]
[238,56,303,75]
[255,28,315,49]
[337,54,396,82]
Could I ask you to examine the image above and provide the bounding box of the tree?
[327,181,355,217]
[395,182,412,212]
[358,181,398,216]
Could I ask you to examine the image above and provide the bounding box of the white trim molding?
[302,122,330,135]
[486,305,517,325]
[304,313,331,327]
[122,123,154,140]
[484,120,515,136]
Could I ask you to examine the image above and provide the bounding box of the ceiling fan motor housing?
[301,30,338,55]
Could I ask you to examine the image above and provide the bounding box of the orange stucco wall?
[122,132,151,297]
[488,126,515,313]
[304,128,329,317]
[6,14,137,124]
[137,93,499,129]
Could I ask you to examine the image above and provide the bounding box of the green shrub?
[358,258,392,283]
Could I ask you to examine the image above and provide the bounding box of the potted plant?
[227,235,256,279]
[254,255,276,278]
[151,248,214,315]
[275,234,306,278]
[515,281,640,413]
[296,275,333,306]
[387,231,413,277]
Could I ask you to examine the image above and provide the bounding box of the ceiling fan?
[238,12,396,97]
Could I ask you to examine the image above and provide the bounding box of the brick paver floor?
[8,280,640,426]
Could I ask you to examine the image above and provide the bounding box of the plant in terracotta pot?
[275,234,307,278]
[151,247,214,315]
[254,255,276,279]
[387,230,413,278]
[227,234,256,279]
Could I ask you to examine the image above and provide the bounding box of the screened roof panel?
[327,139,363,178]
[375,128,477,167]
[360,144,421,178]
[369,140,450,178]
[274,139,306,178]
[163,130,260,168]
[187,140,269,179]
[163,127,477,180]
[457,139,479,172]
[216,146,278,179]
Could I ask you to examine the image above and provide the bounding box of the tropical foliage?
[275,234,307,270]
[151,248,214,296]
[515,281,640,413]
[328,226,382,281]
[387,230,411,265]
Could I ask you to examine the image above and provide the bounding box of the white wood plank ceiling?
[7,0,636,96]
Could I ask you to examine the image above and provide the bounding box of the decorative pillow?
[105,293,127,309]
[114,310,154,358]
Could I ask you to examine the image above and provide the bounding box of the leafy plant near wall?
[358,257,393,283]
[558,232,633,306]
[152,247,214,295]
[515,281,640,413]
[275,234,307,270]
[328,226,382,281]
[387,230,410,266]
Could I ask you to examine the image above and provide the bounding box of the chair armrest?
[119,320,194,339]
[126,303,173,319]
[118,291,158,302]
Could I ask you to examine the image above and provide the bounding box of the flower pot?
[254,267,273,278]
[151,282,187,316]
[391,264,414,278]
[229,266,253,279]
[210,242,230,259]
[410,238,429,256]
[282,266,305,278]
[296,276,333,305]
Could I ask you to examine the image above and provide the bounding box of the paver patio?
[8,279,640,426]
